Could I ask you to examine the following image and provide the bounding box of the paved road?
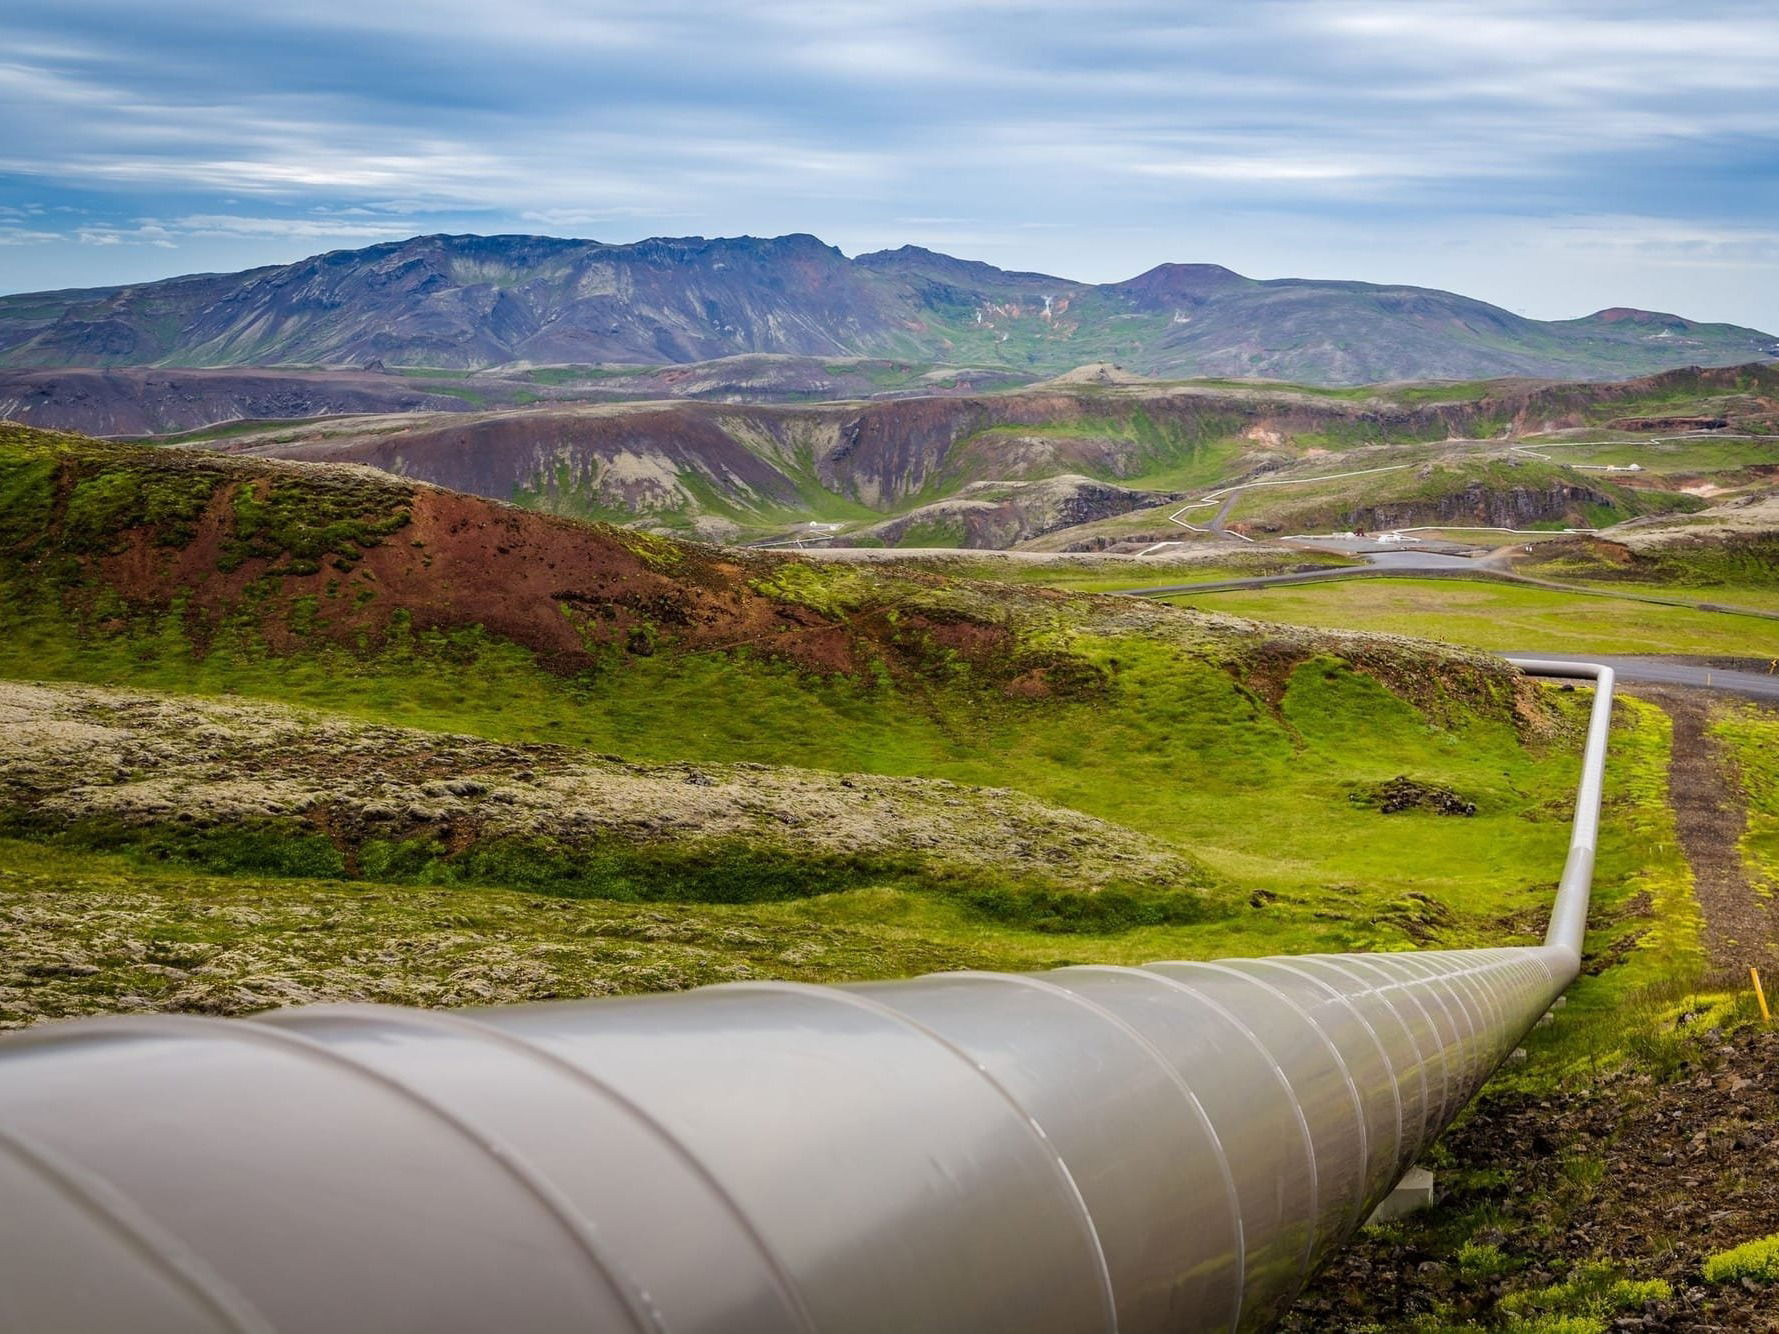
[1506,655,1779,702]
[1347,550,1481,570]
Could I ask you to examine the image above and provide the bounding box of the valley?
[4,372,1777,1325]
[0,420,1671,1002]
[53,361,1774,556]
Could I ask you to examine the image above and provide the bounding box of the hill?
[167,362,1777,546]
[2,232,1773,385]
[0,421,1609,952]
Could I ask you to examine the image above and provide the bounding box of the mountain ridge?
[2,232,1773,386]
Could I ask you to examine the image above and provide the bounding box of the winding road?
[1506,654,1779,701]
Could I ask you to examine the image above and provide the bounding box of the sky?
[3,0,1777,331]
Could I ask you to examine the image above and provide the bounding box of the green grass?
[0,838,1027,1027]
[1164,578,1779,657]
[1514,437,1779,475]
[0,830,1539,1030]
[18,811,1216,930]
[1218,457,1702,533]
[891,516,969,548]
[1714,708,1779,896]
[1518,532,1779,604]
[1702,1235,1779,1286]
[856,551,1362,594]
[1497,1263,1672,1330]
[1539,579,1779,614]
[0,580,1629,959]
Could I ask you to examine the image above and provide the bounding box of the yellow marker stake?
[1754,967,1773,1025]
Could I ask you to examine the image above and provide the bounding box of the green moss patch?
[1702,1234,1779,1285]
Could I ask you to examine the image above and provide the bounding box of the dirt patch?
[1635,687,1778,981]
[1288,1024,1779,1332]
[1354,776,1478,816]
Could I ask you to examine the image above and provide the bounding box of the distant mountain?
[1,232,1773,385]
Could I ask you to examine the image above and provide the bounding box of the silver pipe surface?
[0,661,1615,1333]
[1502,658,1615,956]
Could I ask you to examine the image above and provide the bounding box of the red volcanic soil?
[48,441,1039,686]
[1586,307,1687,326]
[96,484,848,675]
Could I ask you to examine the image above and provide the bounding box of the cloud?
[84,215,420,244]
[0,0,1772,328]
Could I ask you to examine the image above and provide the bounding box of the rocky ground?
[0,680,1210,897]
[1618,493,1779,550]
[1288,1023,1779,1332]
[0,852,1023,1029]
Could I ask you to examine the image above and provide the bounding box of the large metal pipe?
[0,660,1614,1333]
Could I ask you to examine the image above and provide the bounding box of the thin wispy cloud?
[0,1,1773,329]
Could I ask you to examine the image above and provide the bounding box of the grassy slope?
[0,598,1599,954]
[0,686,1691,1040]
[0,422,1702,1028]
[1511,528,1779,612]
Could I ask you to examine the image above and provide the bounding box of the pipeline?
[0,660,1614,1333]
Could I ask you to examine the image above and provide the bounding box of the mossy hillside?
[0,839,1032,1028]
[1,426,219,554]
[0,423,1702,1005]
[0,679,1223,929]
[1518,531,1779,600]
[1547,362,1779,429]
[0,830,1581,1032]
[0,422,1530,709]
[919,410,1251,499]
[0,423,414,579]
[0,567,1628,961]
[21,816,1216,933]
